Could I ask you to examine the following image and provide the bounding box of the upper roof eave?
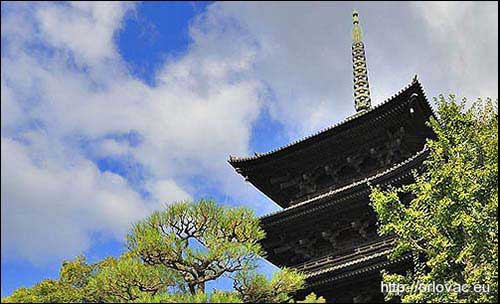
[228,77,433,166]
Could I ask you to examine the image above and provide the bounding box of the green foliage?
[127,199,266,294]
[132,290,242,303]
[2,256,94,303]
[233,268,305,303]
[233,268,325,303]
[2,199,324,303]
[85,253,182,302]
[370,95,498,303]
[296,292,326,303]
[59,255,95,290]
[2,280,70,303]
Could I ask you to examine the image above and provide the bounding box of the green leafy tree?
[233,268,325,303]
[2,280,71,303]
[127,199,265,294]
[84,253,182,302]
[3,199,324,303]
[370,95,498,303]
[233,268,303,303]
[3,256,95,303]
[133,290,242,303]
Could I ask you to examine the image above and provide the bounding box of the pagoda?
[229,10,436,303]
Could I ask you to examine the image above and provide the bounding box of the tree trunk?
[197,281,205,293]
[188,283,196,295]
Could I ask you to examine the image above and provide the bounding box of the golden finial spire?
[352,10,372,112]
[352,10,362,43]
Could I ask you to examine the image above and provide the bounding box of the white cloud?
[97,139,130,156]
[411,1,498,99]
[36,1,133,66]
[1,136,150,264]
[1,1,497,265]
[146,180,192,205]
[1,1,264,264]
[222,2,497,132]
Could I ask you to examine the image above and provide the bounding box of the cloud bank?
[1,1,497,264]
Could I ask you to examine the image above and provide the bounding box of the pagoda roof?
[287,237,413,287]
[228,78,432,165]
[305,250,413,285]
[229,78,436,208]
[260,145,430,224]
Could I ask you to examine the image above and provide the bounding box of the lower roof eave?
[304,252,414,288]
[260,146,430,224]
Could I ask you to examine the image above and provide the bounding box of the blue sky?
[1,1,498,297]
[1,2,211,295]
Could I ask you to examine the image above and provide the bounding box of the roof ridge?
[229,78,421,163]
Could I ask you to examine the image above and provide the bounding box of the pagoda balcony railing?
[291,236,396,273]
